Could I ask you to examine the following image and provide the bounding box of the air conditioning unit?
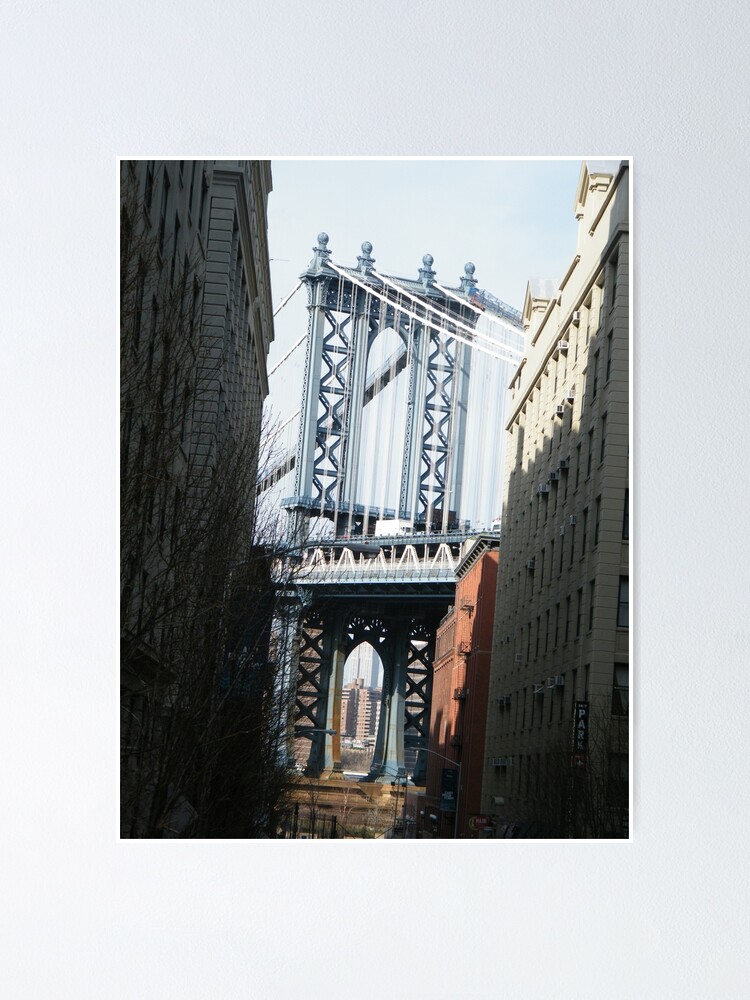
[554,674,565,687]
[493,797,505,805]
[537,483,550,495]
[457,640,471,655]
[503,695,512,706]
[558,340,569,352]
[453,687,467,700]
[548,470,559,482]
[525,559,535,571]
[503,634,511,644]
[569,514,577,525]
[492,757,513,767]
[572,310,581,326]
[558,457,569,471]
[559,525,566,536]
[547,676,557,688]
[514,653,522,663]
[533,684,545,696]
[566,386,576,401]
[555,405,565,416]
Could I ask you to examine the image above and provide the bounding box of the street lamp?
[380,766,411,838]
[412,745,462,839]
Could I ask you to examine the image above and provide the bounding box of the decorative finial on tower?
[357,240,375,273]
[460,262,477,293]
[419,253,436,287]
[309,232,332,271]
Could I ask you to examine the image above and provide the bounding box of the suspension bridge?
[264,233,525,782]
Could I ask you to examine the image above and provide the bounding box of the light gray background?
[2,1,748,997]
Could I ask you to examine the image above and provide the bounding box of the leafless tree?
[509,697,628,839]
[120,167,301,838]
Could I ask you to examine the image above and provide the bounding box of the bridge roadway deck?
[290,531,493,601]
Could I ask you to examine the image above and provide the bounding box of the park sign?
[571,700,589,768]
[440,767,459,812]
[468,815,490,831]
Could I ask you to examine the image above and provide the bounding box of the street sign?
[440,767,459,812]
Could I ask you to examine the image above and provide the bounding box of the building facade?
[340,678,382,740]
[420,536,499,838]
[482,161,629,838]
[120,160,277,837]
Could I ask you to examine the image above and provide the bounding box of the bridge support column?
[321,618,346,778]
[369,620,410,781]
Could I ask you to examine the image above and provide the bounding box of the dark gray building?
[120,160,276,837]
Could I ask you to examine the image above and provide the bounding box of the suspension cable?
[433,279,524,337]
[327,262,515,365]
[372,269,524,359]
[272,279,303,317]
[268,332,307,376]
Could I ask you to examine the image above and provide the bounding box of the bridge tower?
[283,234,483,782]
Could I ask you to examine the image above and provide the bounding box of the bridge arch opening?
[359,325,409,518]
[338,642,384,778]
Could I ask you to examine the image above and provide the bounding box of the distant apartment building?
[339,678,382,740]
[420,536,499,838]
[344,643,382,688]
[482,161,629,838]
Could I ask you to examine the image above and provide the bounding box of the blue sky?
[266,157,582,330]
[265,158,582,408]
[263,158,587,521]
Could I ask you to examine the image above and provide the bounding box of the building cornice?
[505,220,629,430]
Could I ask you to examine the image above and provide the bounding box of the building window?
[132,258,145,352]
[586,429,594,477]
[158,171,170,253]
[535,615,541,657]
[539,548,545,590]
[617,577,629,628]
[612,663,629,716]
[580,369,586,419]
[188,161,197,216]
[610,254,619,310]
[592,350,599,399]
[588,580,595,631]
[606,330,613,381]
[198,171,209,233]
[600,413,607,464]
[582,506,588,554]
[557,674,565,722]
[554,602,560,648]
[550,539,555,582]
[144,160,155,212]
[575,443,582,489]
[576,588,582,638]
[170,213,181,286]
[622,488,629,540]
[545,609,550,654]
[569,523,576,566]
[564,596,571,643]
[594,495,601,546]
[607,753,628,808]
[147,296,158,372]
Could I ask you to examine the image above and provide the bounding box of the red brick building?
[421,536,499,838]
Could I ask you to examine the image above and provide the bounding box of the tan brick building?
[482,160,629,838]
